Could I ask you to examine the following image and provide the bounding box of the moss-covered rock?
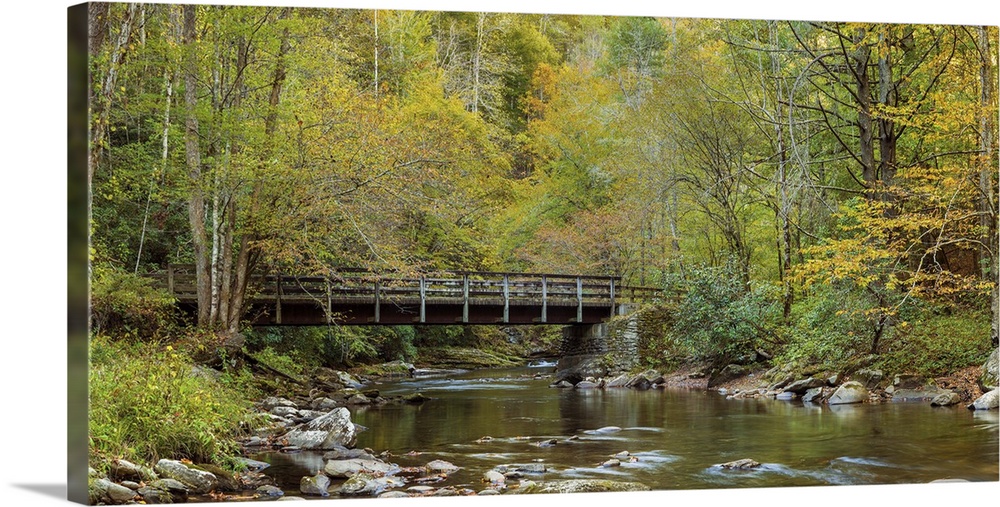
[980,348,999,391]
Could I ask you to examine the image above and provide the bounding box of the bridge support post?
[419,275,426,323]
[609,278,616,318]
[462,274,469,323]
[166,263,174,294]
[541,275,547,323]
[576,276,583,323]
[326,277,332,324]
[374,279,381,323]
[275,276,282,324]
[503,274,509,323]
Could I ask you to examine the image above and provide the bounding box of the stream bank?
[87,345,999,504]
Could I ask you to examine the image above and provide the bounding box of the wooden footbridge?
[149,265,660,326]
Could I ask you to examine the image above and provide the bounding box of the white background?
[1,1,997,506]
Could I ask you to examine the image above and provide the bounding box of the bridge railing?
[147,264,664,323]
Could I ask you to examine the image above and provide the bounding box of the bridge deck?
[149,265,661,326]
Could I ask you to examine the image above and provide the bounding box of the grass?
[88,335,263,472]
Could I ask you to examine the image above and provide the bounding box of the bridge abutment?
[555,307,641,383]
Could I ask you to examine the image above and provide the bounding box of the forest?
[85,1,998,474]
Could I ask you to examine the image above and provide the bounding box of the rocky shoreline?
[551,347,999,411]
[88,349,999,504]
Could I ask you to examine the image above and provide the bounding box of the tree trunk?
[851,28,877,188]
[978,26,999,346]
[89,2,138,184]
[769,21,794,320]
[183,4,212,327]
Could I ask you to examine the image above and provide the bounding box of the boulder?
[324,458,397,478]
[194,463,240,492]
[483,470,506,485]
[599,458,621,467]
[233,457,271,472]
[425,459,460,474]
[784,377,826,394]
[828,381,869,405]
[930,392,962,407]
[980,348,999,391]
[626,370,661,389]
[154,459,219,494]
[605,374,630,388]
[775,391,796,401]
[347,394,371,405]
[513,479,650,494]
[299,472,330,496]
[136,485,173,504]
[282,407,359,449]
[271,406,300,418]
[90,478,137,504]
[892,385,951,402]
[261,397,297,410]
[802,387,824,403]
[109,459,156,482]
[148,478,190,503]
[853,369,883,389]
[402,392,428,404]
[968,389,999,410]
[574,380,601,389]
[767,375,795,391]
[551,380,574,389]
[336,371,363,389]
[494,463,546,474]
[338,473,405,497]
[716,458,761,470]
[311,397,339,411]
[255,485,285,500]
[323,446,375,461]
[108,459,156,482]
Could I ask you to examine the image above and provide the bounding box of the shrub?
[778,283,875,369]
[89,336,259,469]
[877,306,992,376]
[667,265,783,365]
[90,264,178,340]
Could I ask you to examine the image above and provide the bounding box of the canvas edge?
[68,2,92,505]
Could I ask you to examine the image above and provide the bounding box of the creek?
[253,364,999,494]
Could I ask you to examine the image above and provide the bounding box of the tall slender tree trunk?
[374,10,379,97]
[135,71,173,272]
[978,26,999,346]
[769,21,794,320]
[89,2,138,184]
[183,4,212,327]
[224,9,291,333]
[472,13,485,114]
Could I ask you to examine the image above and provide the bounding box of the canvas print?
[70,1,999,504]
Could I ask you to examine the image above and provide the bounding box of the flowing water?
[254,364,999,495]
